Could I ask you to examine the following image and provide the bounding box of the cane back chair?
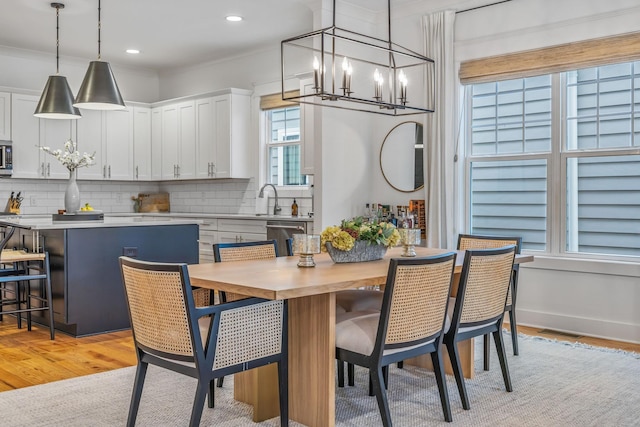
[119,256,288,427]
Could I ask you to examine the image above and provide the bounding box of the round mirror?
[380,121,424,192]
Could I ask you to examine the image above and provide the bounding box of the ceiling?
[0,0,423,72]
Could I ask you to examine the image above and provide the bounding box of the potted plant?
[320,217,400,263]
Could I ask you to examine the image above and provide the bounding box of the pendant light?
[281,0,435,116]
[34,3,82,119]
[74,0,125,110]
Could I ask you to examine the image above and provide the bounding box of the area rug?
[0,333,638,426]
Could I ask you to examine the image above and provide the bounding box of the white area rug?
[0,333,638,426]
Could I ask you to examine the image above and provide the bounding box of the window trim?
[262,104,309,189]
[465,66,640,262]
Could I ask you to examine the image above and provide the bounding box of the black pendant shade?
[34,2,81,120]
[73,60,125,110]
[34,74,82,119]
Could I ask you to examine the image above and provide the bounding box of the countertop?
[0,212,314,230]
[0,215,200,230]
[110,212,316,222]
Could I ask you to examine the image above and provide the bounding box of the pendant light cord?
[55,4,60,73]
[97,0,102,60]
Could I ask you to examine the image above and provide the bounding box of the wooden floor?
[0,318,638,392]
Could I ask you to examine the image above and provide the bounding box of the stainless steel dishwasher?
[266,221,307,256]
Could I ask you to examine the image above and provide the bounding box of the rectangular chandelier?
[281,1,435,116]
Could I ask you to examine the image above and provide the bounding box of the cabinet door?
[11,94,42,179]
[195,97,214,178]
[41,119,74,179]
[76,109,105,180]
[161,104,179,179]
[151,107,162,180]
[106,109,134,180]
[177,101,196,179]
[0,92,10,140]
[213,95,231,178]
[133,106,151,180]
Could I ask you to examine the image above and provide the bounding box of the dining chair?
[457,233,523,367]
[444,245,516,410]
[119,256,289,427]
[335,253,458,425]
[212,239,279,388]
[0,221,55,340]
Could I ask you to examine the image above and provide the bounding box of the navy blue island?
[9,217,199,337]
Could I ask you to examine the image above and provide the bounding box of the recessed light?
[226,15,243,22]
[126,49,140,54]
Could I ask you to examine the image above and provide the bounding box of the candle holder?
[399,228,421,257]
[292,234,321,267]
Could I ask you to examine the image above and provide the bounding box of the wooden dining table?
[188,246,533,427]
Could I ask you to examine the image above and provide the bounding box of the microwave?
[0,142,12,176]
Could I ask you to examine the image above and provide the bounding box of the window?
[467,61,640,258]
[264,106,308,186]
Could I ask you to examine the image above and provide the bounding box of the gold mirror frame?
[379,121,424,193]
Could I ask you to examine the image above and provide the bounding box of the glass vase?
[64,170,81,213]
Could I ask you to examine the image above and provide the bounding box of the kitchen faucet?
[258,183,281,215]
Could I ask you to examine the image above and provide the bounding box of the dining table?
[188,246,533,427]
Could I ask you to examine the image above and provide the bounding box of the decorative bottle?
[291,198,298,216]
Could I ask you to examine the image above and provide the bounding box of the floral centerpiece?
[39,139,95,213]
[320,217,401,263]
[39,139,96,172]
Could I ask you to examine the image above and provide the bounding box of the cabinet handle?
[108,165,111,178]
[136,166,139,179]
[41,162,45,177]
[173,164,176,178]
[47,163,50,177]
[103,165,107,178]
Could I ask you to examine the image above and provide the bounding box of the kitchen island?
[4,216,199,336]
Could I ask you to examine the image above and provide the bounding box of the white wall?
[0,46,160,103]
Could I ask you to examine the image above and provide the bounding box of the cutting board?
[138,193,170,213]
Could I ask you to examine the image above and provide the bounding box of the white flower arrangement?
[39,139,96,172]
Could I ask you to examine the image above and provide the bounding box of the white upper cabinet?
[177,101,196,179]
[161,100,196,180]
[151,107,162,180]
[195,97,215,178]
[105,108,134,180]
[11,93,72,179]
[194,91,251,179]
[161,104,179,179]
[76,108,134,180]
[76,109,104,180]
[133,106,152,181]
[0,92,10,140]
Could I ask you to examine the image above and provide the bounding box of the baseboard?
[517,308,640,345]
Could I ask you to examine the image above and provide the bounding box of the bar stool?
[0,221,55,340]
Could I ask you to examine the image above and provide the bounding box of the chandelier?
[281,0,435,116]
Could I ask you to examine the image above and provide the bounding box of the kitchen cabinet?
[11,93,72,179]
[77,108,134,180]
[0,91,10,140]
[217,218,267,244]
[300,78,317,175]
[197,219,218,263]
[151,107,162,180]
[161,100,196,179]
[133,106,152,180]
[196,93,252,178]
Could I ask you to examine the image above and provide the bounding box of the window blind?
[459,32,640,84]
[260,91,300,110]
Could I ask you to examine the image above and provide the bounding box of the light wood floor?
[0,318,638,392]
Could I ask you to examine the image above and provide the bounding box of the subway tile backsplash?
[1,177,312,216]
